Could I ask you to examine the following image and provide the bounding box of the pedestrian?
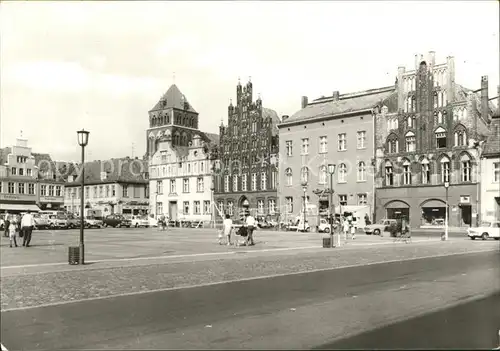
[21,210,35,247]
[342,217,349,240]
[8,217,18,248]
[364,213,371,226]
[245,212,256,246]
[350,217,357,240]
[223,214,233,246]
[4,213,11,238]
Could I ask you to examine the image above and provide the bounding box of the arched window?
[405,131,416,152]
[421,158,430,184]
[338,163,347,183]
[437,91,442,107]
[442,90,447,106]
[385,161,394,186]
[435,127,447,148]
[433,92,438,109]
[461,153,472,182]
[387,134,399,154]
[440,156,450,183]
[300,167,309,184]
[319,165,327,184]
[402,160,411,185]
[454,125,467,147]
[437,111,443,124]
[357,162,366,182]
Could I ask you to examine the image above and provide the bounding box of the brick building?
[214,78,280,221]
[374,52,496,228]
[277,87,394,227]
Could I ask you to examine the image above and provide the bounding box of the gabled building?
[146,84,219,222]
[214,78,280,221]
[374,52,496,228]
[63,157,149,217]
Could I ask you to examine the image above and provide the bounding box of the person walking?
[21,210,35,247]
[245,212,256,246]
[8,216,18,247]
[4,213,11,238]
[223,214,233,246]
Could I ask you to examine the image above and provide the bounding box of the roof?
[203,132,220,145]
[0,147,11,165]
[283,86,395,125]
[32,152,53,171]
[482,117,500,157]
[66,157,149,187]
[262,107,281,135]
[149,84,197,113]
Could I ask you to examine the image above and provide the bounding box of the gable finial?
[20,130,23,138]
[172,72,176,84]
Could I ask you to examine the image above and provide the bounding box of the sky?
[1,1,498,162]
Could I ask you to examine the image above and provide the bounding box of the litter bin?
[322,237,331,248]
[69,246,80,265]
[441,232,446,241]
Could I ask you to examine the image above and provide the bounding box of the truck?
[85,209,103,220]
[286,218,311,232]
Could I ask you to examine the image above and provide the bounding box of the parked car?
[33,213,50,230]
[85,217,103,229]
[286,219,311,232]
[467,221,500,240]
[48,214,68,229]
[103,214,132,228]
[317,218,331,233]
[65,214,81,229]
[131,215,149,228]
[364,219,398,236]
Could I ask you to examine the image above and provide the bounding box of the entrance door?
[169,201,178,221]
[460,205,472,226]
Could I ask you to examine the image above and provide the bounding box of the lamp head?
[327,163,336,174]
[301,181,308,192]
[444,181,450,189]
[77,129,90,147]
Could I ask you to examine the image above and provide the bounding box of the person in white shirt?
[245,213,256,246]
[8,217,18,248]
[223,214,233,246]
[21,211,35,247]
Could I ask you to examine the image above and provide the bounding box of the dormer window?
[435,127,447,149]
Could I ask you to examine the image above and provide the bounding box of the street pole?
[444,180,449,241]
[329,172,334,247]
[77,129,89,265]
[302,185,307,231]
[210,186,215,228]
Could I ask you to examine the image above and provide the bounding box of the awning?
[421,200,446,208]
[384,201,409,209]
[0,204,41,212]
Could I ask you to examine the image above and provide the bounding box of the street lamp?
[301,182,308,231]
[327,164,337,247]
[210,185,215,228]
[444,180,450,241]
[77,129,89,265]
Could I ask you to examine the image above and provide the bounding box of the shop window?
[339,194,347,206]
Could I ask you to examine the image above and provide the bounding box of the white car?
[131,216,149,228]
[317,218,331,233]
[467,221,500,240]
[149,217,158,227]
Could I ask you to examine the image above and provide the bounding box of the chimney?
[301,96,308,109]
[281,115,289,122]
[332,91,340,101]
[481,76,489,120]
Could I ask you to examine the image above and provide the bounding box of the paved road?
[1,250,498,350]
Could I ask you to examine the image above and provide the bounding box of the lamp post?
[327,164,336,247]
[210,185,215,228]
[77,129,89,265]
[301,182,308,231]
[444,180,450,241]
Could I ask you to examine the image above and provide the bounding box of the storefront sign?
[40,196,63,203]
[0,194,35,201]
[460,196,471,204]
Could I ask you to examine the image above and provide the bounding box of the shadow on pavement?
[312,292,500,350]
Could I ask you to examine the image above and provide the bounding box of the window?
[405,131,416,152]
[260,172,267,190]
[338,163,347,183]
[227,201,234,216]
[454,129,466,147]
[407,116,414,128]
[403,160,411,185]
[183,201,190,215]
[28,183,35,195]
[461,156,471,182]
[170,179,176,193]
[338,133,346,151]
[194,201,201,215]
[232,175,238,192]
[48,185,54,196]
[387,118,399,132]
[217,201,224,217]
[357,162,366,182]
[41,184,47,196]
[435,127,447,148]
[19,168,24,176]
[437,111,444,124]
[56,186,61,196]
[319,136,328,153]
[157,180,163,194]
[224,175,229,192]
[339,195,347,206]
[242,174,248,191]
[251,173,257,191]
[123,185,129,197]
[18,182,25,194]
[421,159,430,185]
[112,185,116,196]
[271,171,277,189]
[494,162,500,183]
[11,167,16,175]
[385,161,394,186]
[268,199,276,214]
[257,200,264,214]
[203,200,211,214]
[301,138,309,154]
[388,135,399,154]
[357,194,367,205]
[357,131,366,149]
[285,168,293,186]
[286,141,293,156]
[156,202,163,215]
[27,169,32,176]
[319,165,327,184]
[133,186,140,198]
[99,186,103,198]
[197,177,204,192]
[300,167,309,183]
[441,158,450,183]
[8,182,14,194]
[285,197,293,213]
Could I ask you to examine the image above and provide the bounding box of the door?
[461,205,472,226]
[169,201,178,221]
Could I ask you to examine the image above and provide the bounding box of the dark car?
[103,214,132,228]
